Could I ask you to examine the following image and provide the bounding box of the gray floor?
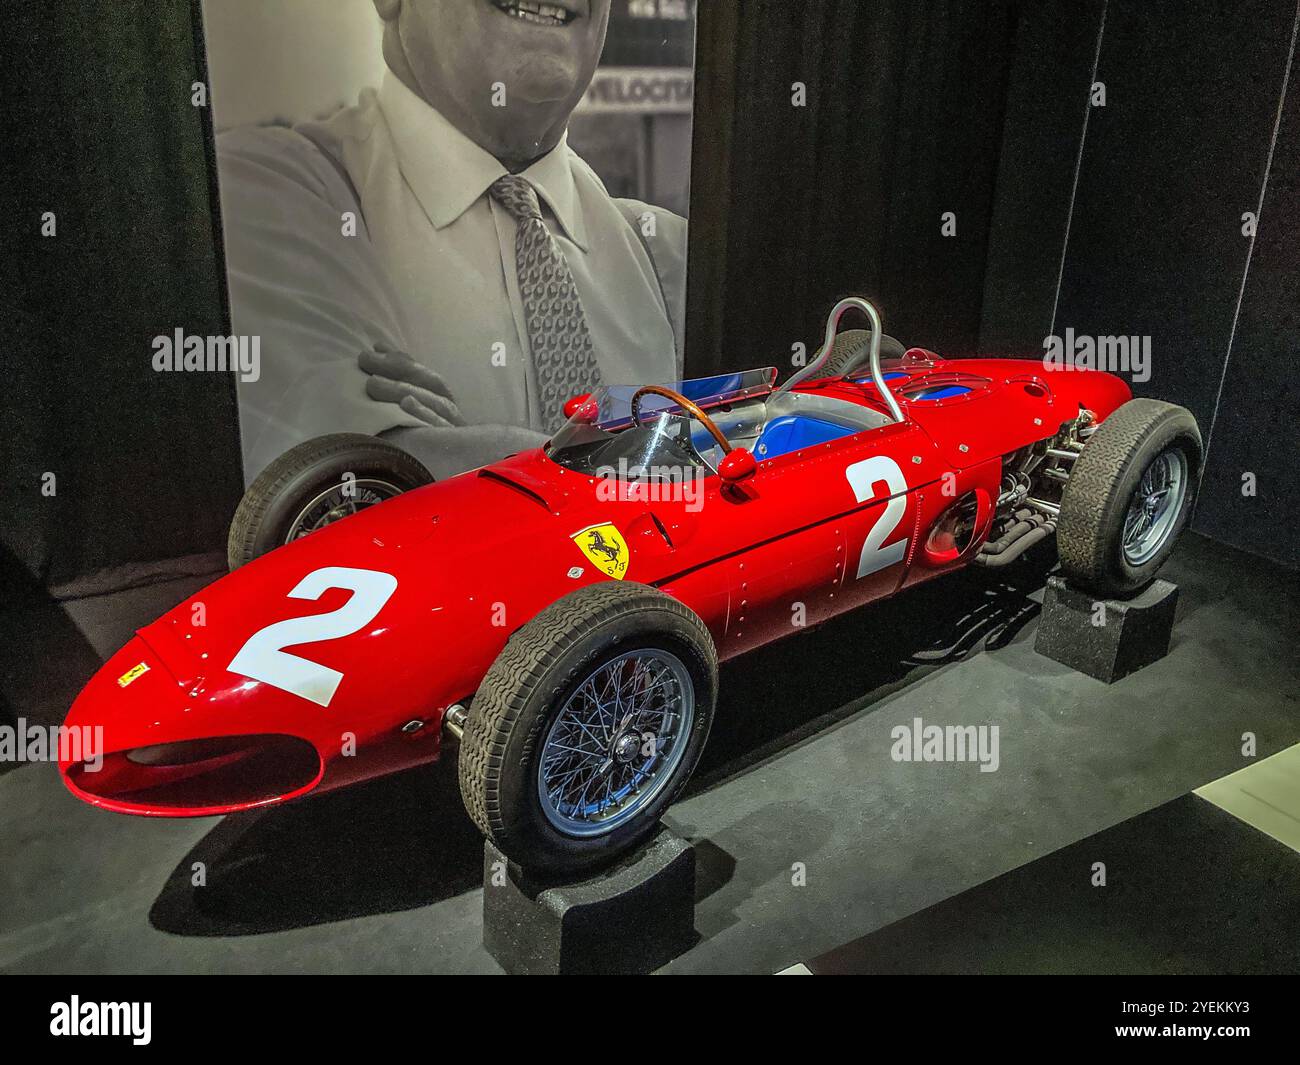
[1,532,1296,974]
[804,795,1300,974]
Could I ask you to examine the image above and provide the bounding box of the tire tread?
[458,582,716,861]
[1057,398,1200,594]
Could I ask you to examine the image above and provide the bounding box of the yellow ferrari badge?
[571,523,629,580]
[117,662,150,688]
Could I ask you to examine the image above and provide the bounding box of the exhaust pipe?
[974,523,1055,567]
[981,511,1043,556]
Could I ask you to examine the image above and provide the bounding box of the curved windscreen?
[546,368,777,478]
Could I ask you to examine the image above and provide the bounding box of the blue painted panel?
[755,415,858,460]
[908,384,972,400]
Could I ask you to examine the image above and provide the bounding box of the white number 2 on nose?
[227,566,398,707]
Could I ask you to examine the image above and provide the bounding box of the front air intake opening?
[65,734,321,812]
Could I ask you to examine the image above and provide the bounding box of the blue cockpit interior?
[753,414,858,460]
[678,370,986,468]
[907,384,972,400]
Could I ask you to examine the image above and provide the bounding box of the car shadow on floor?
[149,552,1053,937]
[0,547,104,756]
[149,760,484,936]
[690,548,1052,788]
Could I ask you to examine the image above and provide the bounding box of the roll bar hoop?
[778,296,906,424]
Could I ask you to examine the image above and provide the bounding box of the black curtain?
[1047,0,1296,450]
[0,0,242,594]
[685,0,1024,376]
[1195,53,1300,565]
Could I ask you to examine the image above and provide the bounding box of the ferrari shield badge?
[117,662,150,688]
[571,523,629,580]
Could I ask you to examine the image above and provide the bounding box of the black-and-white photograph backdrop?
[203,0,696,480]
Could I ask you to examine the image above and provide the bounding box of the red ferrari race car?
[61,297,1201,873]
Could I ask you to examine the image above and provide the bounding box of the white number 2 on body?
[227,566,398,707]
[845,456,909,579]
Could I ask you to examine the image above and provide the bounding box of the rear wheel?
[228,433,432,570]
[458,582,716,875]
[1057,399,1201,597]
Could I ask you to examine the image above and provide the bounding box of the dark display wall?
[686,0,1021,369]
[688,0,1299,566]
[1047,0,1298,566]
[1,0,242,594]
[2,0,1296,594]
[1198,59,1300,564]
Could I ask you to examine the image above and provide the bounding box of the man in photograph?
[218,0,687,480]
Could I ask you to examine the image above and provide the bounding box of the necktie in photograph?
[490,174,601,430]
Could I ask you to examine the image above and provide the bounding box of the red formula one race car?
[61,298,1201,873]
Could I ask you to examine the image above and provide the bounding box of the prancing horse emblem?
[586,530,621,563]
[571,522,629,579]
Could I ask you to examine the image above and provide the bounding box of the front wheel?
[1057,398,1201,597]
[458,582,717,875]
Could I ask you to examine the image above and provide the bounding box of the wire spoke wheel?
[1121,448,1187,565]
[537,649,694,838]
[460,582,716,874]
[284,478,402,542]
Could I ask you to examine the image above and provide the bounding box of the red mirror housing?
[563,393,595,421]
[718,448,757,482]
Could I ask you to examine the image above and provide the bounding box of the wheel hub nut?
[613,732,641,765]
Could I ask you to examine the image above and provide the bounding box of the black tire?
[227,433,432,570]
[1057,399,1201,597]
[823,328,908,377]
[459,582,717,875]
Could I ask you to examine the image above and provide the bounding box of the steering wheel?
[630,385,733,459]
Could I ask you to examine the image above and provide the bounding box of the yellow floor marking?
[1195,742,1300,854]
